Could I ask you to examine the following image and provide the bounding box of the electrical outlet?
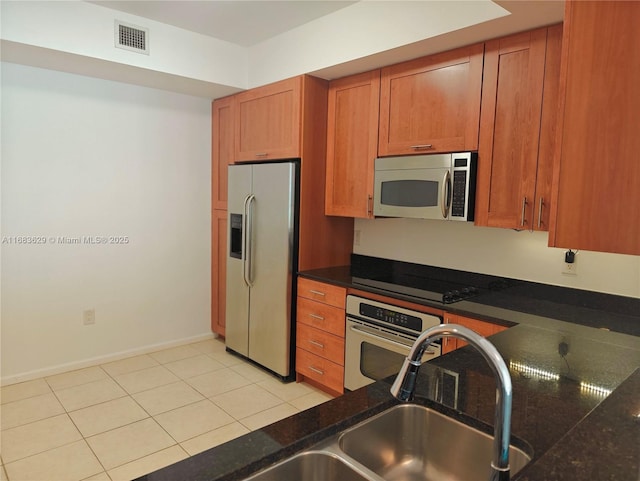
[83,309,96,325]
[354,230,361,246]
[562,258,578,276]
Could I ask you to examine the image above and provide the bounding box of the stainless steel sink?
[243,451,373,481]
[244,404,533,481]
[339,404,532,481]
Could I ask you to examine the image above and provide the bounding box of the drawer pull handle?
[309,340,325,349]
[410,144,433,150]
[309,313,325,321]
[255,152,268,157]
[309,290,326,297]
[309,366,324,376]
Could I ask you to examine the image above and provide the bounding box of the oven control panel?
[347,295,442,335]
[359,304,423,332]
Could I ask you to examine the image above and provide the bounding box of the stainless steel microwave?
[373,152,477,221]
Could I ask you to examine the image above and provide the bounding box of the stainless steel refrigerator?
[225,160,299,379]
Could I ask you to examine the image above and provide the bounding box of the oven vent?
[115,20,149,55]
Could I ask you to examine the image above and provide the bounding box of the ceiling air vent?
[115,20,149,55]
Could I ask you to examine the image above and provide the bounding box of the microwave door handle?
[441,170,451,219]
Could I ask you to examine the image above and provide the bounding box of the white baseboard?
[1,332,218,386]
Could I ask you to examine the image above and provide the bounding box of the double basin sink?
[245,403,532,481]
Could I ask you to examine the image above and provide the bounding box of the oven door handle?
[348,324,438,356]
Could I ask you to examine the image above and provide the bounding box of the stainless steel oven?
[344,295,442,391]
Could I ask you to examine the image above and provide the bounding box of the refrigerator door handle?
[243,194,256,287]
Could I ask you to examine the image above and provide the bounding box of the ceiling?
[4,1,565,99]
[88,1,564,52]
[88,0,358,46]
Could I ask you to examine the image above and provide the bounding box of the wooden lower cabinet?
[296,278,346,395]
[295,348,344,395]
[442,313,508,353]
[211,209,227,336]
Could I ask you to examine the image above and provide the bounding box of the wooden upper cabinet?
[535,24,563,232]
[234,76,302,162]
[475,26,561,230]
[325,70,380,218]
[378,43,484,156]
[549,1,640,255]
[212,96,234,210]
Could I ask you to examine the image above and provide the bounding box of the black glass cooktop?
[352,274,481,304]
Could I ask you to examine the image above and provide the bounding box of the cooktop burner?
[352,275,481,304]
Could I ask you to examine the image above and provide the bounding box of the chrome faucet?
[391,324,513,481]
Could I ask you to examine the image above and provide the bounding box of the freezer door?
[247,162,296,376]
[225,165,252,357]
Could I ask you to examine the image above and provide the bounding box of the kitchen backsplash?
[353,218,640,299]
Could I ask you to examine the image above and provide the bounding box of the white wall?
[1,0,248,98]
[354,218,640,299]
[248,1,508,86]
[1,62,212,384]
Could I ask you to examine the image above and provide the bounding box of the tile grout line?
[1,340,333,480]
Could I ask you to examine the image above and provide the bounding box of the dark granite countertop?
[137,256,640,481]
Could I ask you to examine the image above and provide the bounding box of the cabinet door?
[534,24,563,232]
[443,313,507,352]
[234,76,301,162]
[325,70,380,218]
[549,1,640,255]
[475,28,548,229]
[211,209,227,336]
[378,43,484,156]
[212,97,234,210]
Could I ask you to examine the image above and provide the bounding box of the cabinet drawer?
[298,278,346,308]
[296,348,344,394]
[296,323,345,365]
[296,297,345,337]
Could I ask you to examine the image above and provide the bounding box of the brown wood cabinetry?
[210,76,353,335]
[211,209,227,336]
[475,25,562,231]
[296,278,346,395]
[234,76,301,162]
[211,96,234,336]
[378,43,484,156]
[212,96,234,210]
[325,70,380,218]
[549,1,640,255]
[442,313,508,354]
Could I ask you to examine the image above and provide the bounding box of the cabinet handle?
[309,340,325,349]
[255,152,268,157]
[309,366,324,376]
[367,195,373,217]
[410,144,433,150]
[309,313,325,321]
[537,197,544,229]
[520,197,528,227]
[309,290,326,297]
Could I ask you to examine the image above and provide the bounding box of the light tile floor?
[0,338,334,481]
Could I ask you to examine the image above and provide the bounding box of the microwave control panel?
[450,153,477,221]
